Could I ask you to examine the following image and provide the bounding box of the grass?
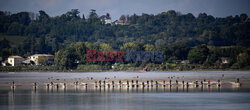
[0,34,26,48]
[77,65,111,71]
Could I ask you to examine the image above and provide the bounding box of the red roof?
[8,56,23,58]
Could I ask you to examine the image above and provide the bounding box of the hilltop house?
[22,57,35,65]
[30,54,54,65]
[114,20,129,25]
[8,56,25,66]
[181,60,190,64]
[99,15,112,24]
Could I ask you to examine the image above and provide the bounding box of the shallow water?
[0,89,250,110]
[0,71,250,110]
[0,71,250,83]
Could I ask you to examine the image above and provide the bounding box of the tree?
[237,50,250,68]
[106,13,111,19]
[65,9,80,21]
[71,42,88,64]
[188,45,209,64]
[119,15,126,23]
[7,22,24,35]
[0,48,12,61]
[100,43,112,52]
[55,49,78,69]
[0,38,11,50]
[10,12,31,25]
[144,44,155,51]
[155,39,166,49]
[89,9,98,19]
[166,10,177,17]
[55,42,88,69]
[38,10,49,23]
[37,36,47,53]
[82,14,85,20]
[120,42,139,51]
[240,14,248,22]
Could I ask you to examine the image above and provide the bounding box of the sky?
[0,0,250,20]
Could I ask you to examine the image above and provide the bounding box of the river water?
[0,71,250,110]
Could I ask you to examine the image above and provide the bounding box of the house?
[99,15,112,24]
[30,54,54,65]
[22,58,34,65]
[181,60,189,64]
[8,56,25,66]
[114,20,126,25]
[1,60,10,66]
[221,57,229,64]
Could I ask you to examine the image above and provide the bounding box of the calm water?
[0,89,250,110]
[0,71,250,110]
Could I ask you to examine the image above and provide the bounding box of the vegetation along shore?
[0,10,250,71]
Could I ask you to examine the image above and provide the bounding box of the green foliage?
[100,43,112,52]
[161,44,191,62]
[0,48,12,61]
[55,49,77,70]
[55,42,88,69]
[0,38,10,49]
[188,45,209,64]
[120,42,139,51]
[77,65,110,71]
[0,38,12,60]
[237,49,250,68]
[144,44,155,51]
[1,9,250,70]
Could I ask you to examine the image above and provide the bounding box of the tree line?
[0,9,250,70]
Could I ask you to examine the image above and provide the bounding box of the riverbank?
[1,64,250,72]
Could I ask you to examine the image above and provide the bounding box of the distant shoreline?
[0,68,249,73]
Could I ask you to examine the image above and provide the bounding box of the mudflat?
[0,71,249,89]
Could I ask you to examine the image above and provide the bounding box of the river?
[0,71,250,110]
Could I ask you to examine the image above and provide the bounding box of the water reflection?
[1,87,250,110]
[2,85,249,94]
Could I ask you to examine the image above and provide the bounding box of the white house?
[104,19,112,24]
[181,60,190,64]
[114,20,126,25]
[30,54,54,65]
[8,56,25,66]
[99,15,112,24]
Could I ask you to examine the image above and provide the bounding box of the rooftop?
[8,56,23,58]
[31,54,54,57]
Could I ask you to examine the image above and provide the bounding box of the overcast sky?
[0,0,250,20]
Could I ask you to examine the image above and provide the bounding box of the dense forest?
[0,9,250,70]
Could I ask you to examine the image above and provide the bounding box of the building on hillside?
[99,15,112,24]
[22,58,35,65]
[8,56,25,66]
[181,60,190,64]
[114,19,130,25]
[1,60,11,66]
[114,20,126,25]
[30,54,54,65]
